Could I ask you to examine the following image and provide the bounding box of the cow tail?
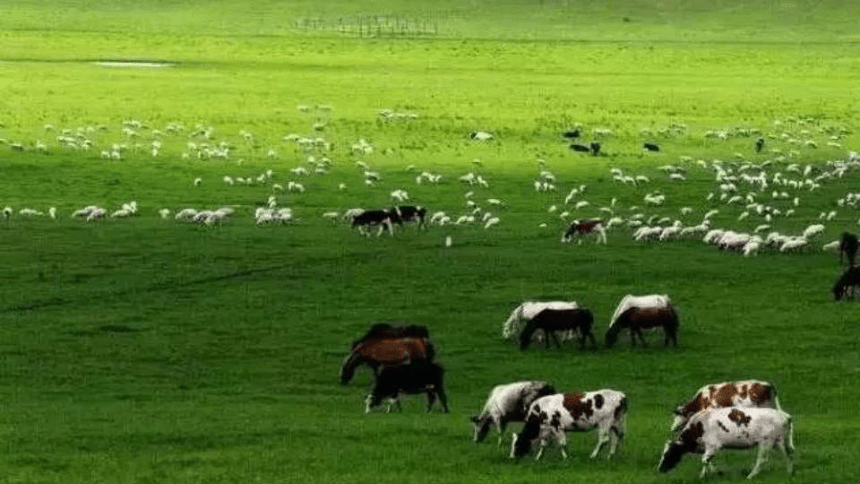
[786,415,795,455]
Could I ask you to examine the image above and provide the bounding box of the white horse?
[608,294,671,328]
[502,301,579,340]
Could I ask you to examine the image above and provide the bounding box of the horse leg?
[550,331,563,349]
[544,329,552,348]
[425,389,437,413]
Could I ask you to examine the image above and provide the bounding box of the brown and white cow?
[510,390,627,460]
[658,407,794,479]
[671,380,781,432]
[561,219,607,244]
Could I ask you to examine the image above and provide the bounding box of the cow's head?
[657,440,685,473]
[670,406,688,432]
[470,416,492,443]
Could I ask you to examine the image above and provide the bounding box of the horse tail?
[503,304,524,340]
[785,414,795,455]
[519,318,539,350]
[768,382,783,411]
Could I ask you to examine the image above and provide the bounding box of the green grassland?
[1,1,860,483]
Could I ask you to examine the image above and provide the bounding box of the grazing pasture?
[1,1,860,483]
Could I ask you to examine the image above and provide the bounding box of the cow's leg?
[589,425,610,459]
[700,447,718,478]
[747,443,770,479]
[608,423,624,456]
[364,394,374,414]
[555,431,569,460]
[534,439,546,461]
[776,438,794,476]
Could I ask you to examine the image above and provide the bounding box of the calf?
[365,361,449,413]
[672,380,781,432]
[351,209,395,236]
[658,407,794,479]
[471,381,557,446]
[390,205,427,229]
[643,142,660,152]
[562,219,607,244]
[510,390,627,460]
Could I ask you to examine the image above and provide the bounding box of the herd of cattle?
[340,295,795,478]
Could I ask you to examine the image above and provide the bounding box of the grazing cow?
[510,390,627,460]
[570,143,591,153]
[755,137,765,153]
[562,219,607,244]
[563,129,581,139]
[365,361,449,413]
[840,232,858,266]
[590,141,601,156]
[471,381,557,446]
[390,205,427,229]
[519,308,597,350]
[351,209,395,236]
[658,408,794,479]
[671,380,782,432]
[643,142,660,152]
[833,265,860,300]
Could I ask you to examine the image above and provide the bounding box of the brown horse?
[340,336,435,385]
[605,305,679,347]
[519,308,597,350]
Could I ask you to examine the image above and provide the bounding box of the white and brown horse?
[605,295,678,347]
[502,301,579,341]
[519,308,597,350]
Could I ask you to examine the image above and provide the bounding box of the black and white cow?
[390,205,427,229]
[470,381,557,446]
[658,407,794,479]
[351,209,395,236]
[365,361,449,413]
[510,390,627,460]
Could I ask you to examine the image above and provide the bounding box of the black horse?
[840,232,858,266]
[519,308,597,350]
[833,266,860,301]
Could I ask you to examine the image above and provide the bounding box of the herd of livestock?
[340,294,796,478]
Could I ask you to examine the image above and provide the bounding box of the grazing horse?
[350,323,430,349]
[502,301,579,341]
[832,266,860,301]
[562,219,607,244]
[605,305,679,347]
[519,308,597,350]
[840,232,858,266]
[340,337,434,385]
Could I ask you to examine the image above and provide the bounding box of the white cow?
[658,407,794,479]
[509,390,627,460]
[470,381,556,446]
[502,301,578,340]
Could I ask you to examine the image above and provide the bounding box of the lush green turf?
[2,1,860,483]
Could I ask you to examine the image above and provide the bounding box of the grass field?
[2,1,860,483]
